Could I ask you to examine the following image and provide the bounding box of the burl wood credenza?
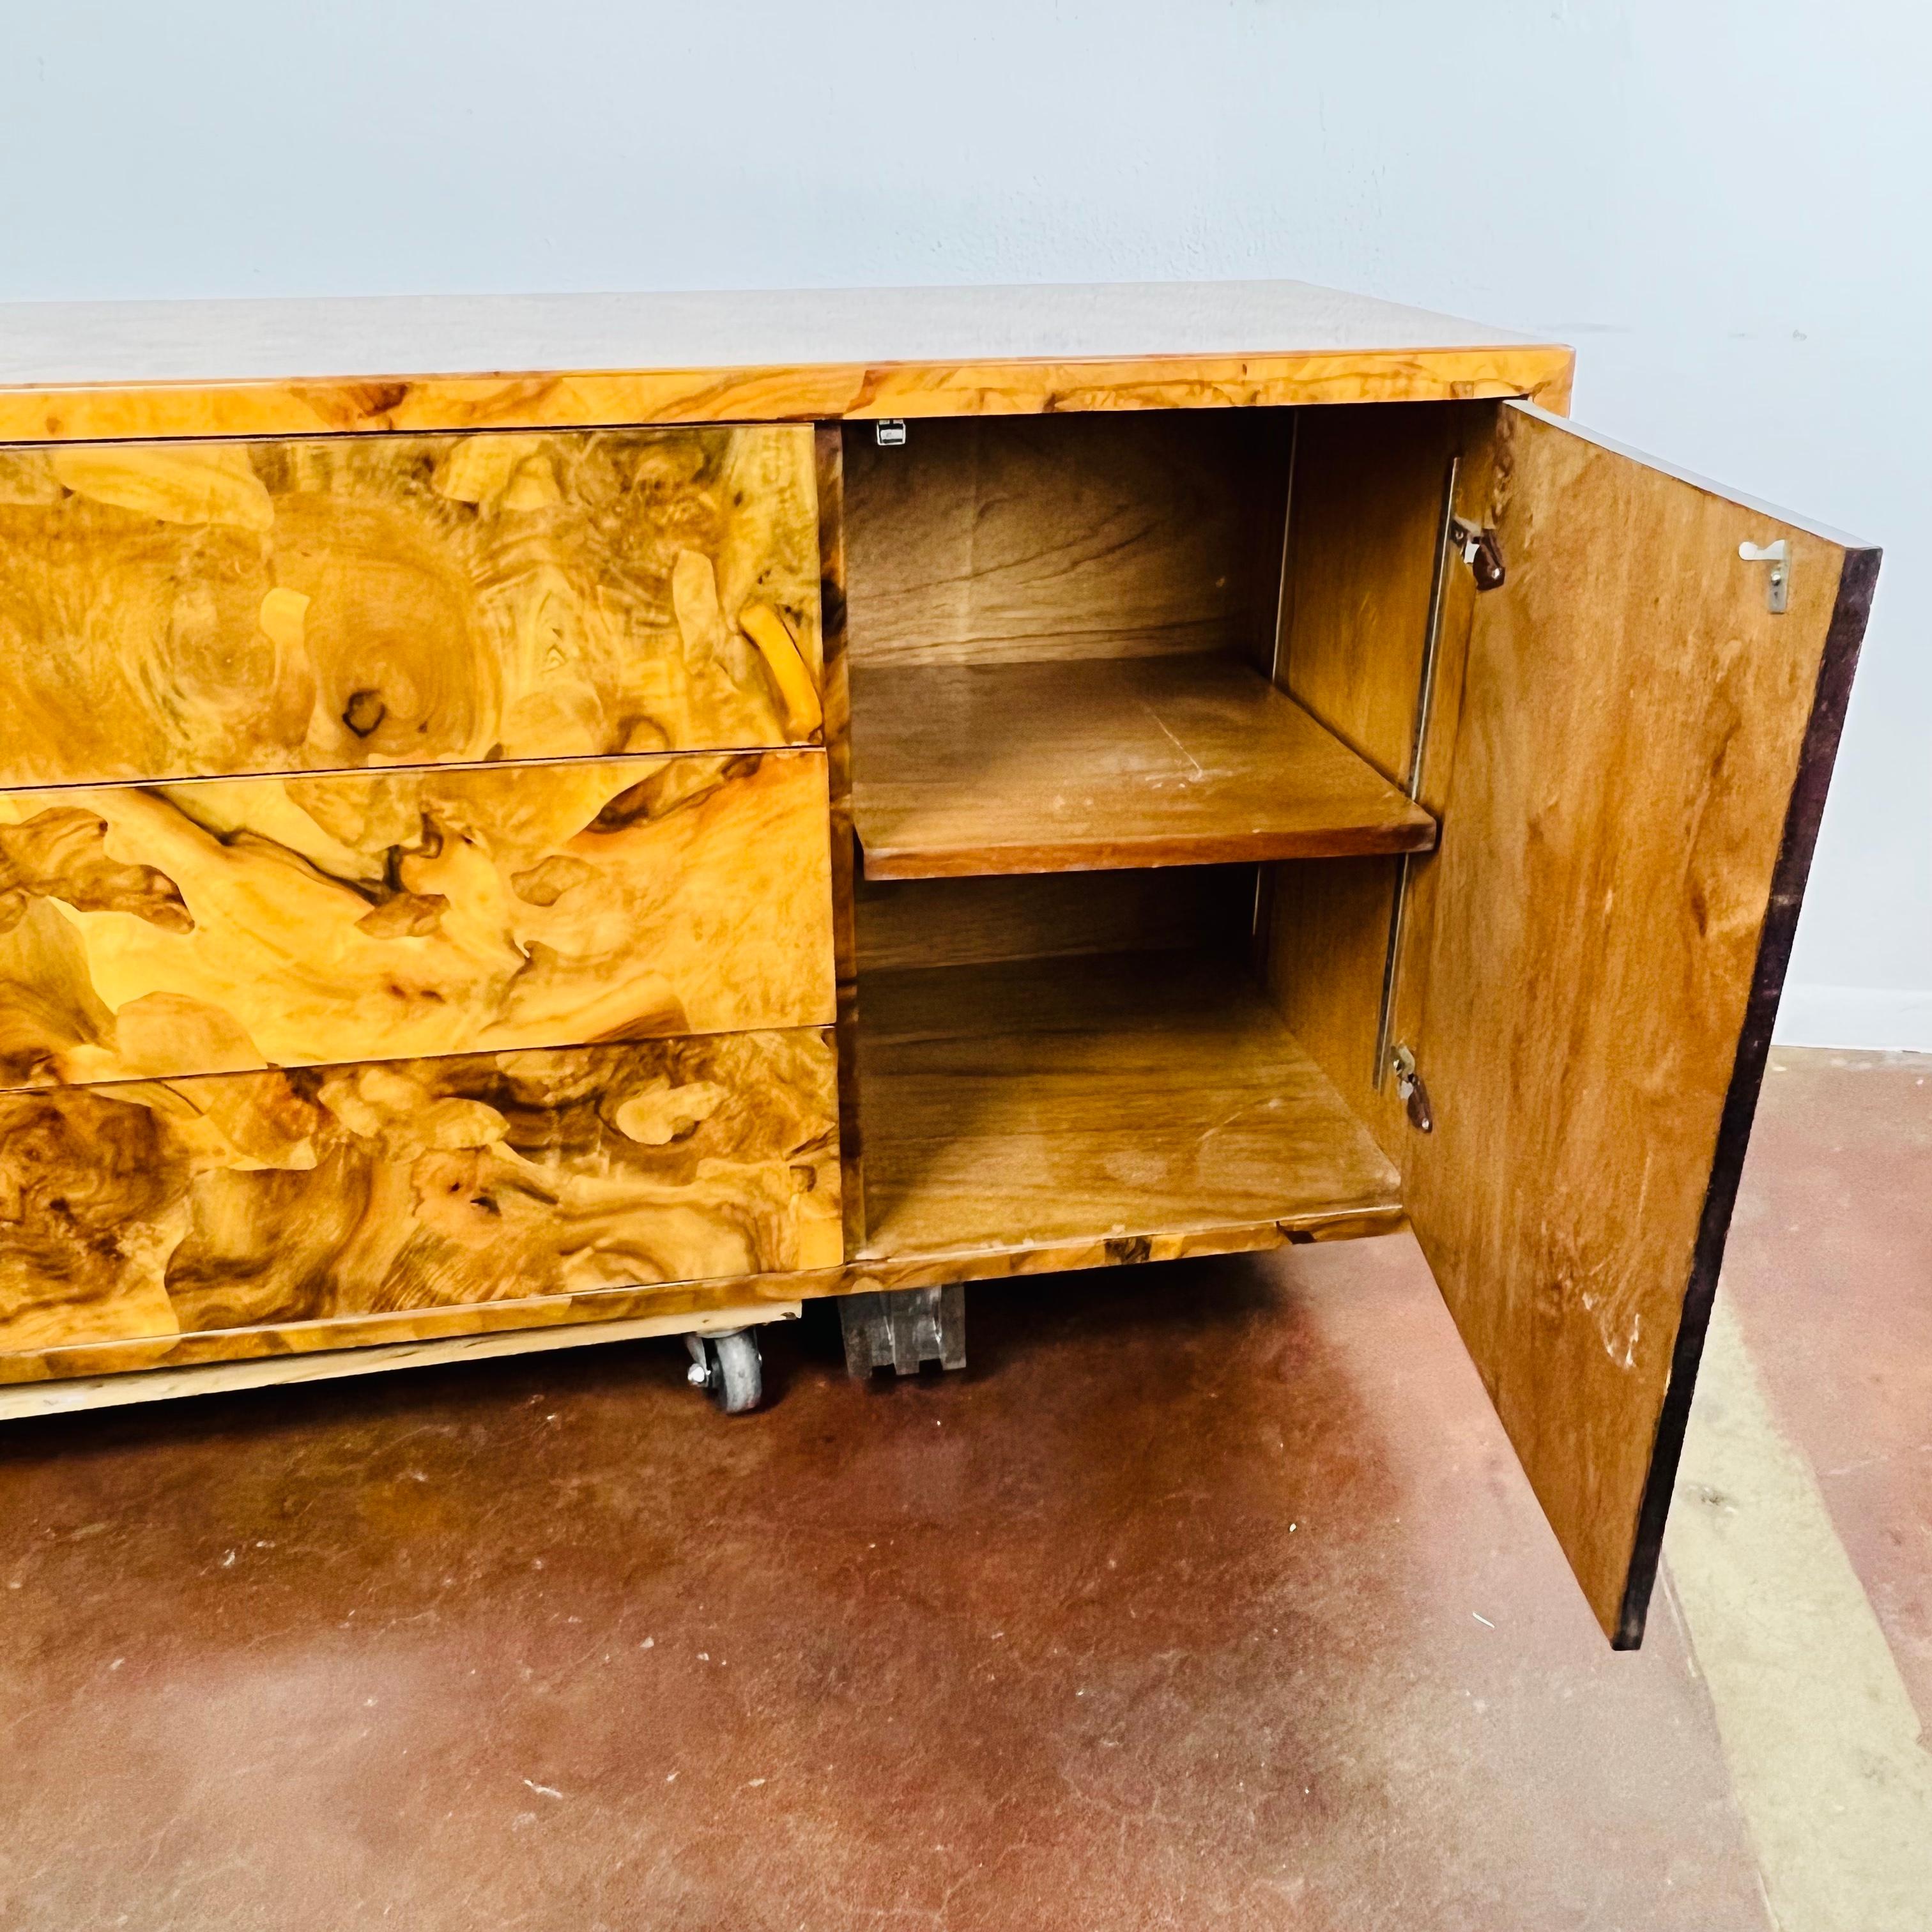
[0,281,1876,1644]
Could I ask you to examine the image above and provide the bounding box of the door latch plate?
[1738,538,1790,613]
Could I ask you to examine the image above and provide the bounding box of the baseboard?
[1774,983,1932,1054]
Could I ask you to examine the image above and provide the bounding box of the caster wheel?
[684,1329,763,1413]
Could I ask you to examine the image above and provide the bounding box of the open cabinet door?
[1404,402,1880,1646]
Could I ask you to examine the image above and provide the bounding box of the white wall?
[4,0,1926,1046]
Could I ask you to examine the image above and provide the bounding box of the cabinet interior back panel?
[854,865,1254,974]
[843,412,1291,667]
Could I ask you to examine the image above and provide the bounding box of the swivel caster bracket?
[838,1284,967,1378]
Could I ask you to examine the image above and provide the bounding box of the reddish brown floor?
[1721,1048,1932,1728]
[2,1245,1775,1929]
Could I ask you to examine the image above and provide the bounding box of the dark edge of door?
[1613,543,1882,1648]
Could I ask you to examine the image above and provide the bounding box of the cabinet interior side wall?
[1259,401,1498,1160]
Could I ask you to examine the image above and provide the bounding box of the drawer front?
[0,749,833,1088]
[0,1030,841,1354]
[0,425,822,787]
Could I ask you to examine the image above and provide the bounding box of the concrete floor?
[0,1050,1926,1929]
[1724,1052,1932,1724]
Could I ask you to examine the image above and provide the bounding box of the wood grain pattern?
[0,750,833,1087]
[852,656,1436,878]
[844,412,1291,668]
[855,866,1253,973]
[855,951,1400,1258]
[0,351,1577,443]
[1403,404,1876,1643]
[0,427,822,788]
[0,1202,1403,1390]
[845,1204,1404,1282]
[0,1030,841,1356]
[0,281,1574,442]
[1614,551,1878,1650]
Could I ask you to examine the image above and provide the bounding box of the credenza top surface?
[0,277,1575,441]
[0,279,1556,390]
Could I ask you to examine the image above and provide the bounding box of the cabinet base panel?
[0,1301,804,1420]
[855,951,1403,1258]
[0,1202,1404,1402]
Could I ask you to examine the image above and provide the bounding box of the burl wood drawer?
[0,1029,841,1355]
[0,425,823,787]
[0,749,834,1087]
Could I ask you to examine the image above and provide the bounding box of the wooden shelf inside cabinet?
[849,655,1437,878]
[855,950,1402,1259]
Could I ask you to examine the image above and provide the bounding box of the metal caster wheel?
[685,1329,763,1413]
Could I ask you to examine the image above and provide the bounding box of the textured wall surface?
[2,0,1925,1043]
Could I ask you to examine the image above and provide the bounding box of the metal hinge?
[874,419,907,447]
[1450,516,1506,591]
[1738,538,1790,613]
[1391,1044,1435,1133]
